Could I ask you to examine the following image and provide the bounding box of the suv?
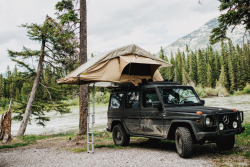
[106,81,245,158]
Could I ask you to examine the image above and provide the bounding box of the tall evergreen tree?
[197,49,207,87]
[169,53,175,80]
[218,65,228,88]
[8,15,78,136]
[207,64,213,88]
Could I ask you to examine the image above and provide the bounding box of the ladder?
[87,84,95,153]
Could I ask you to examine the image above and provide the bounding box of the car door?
[140,89,164,136]
[123,91,140,134]
[108,92,124,124]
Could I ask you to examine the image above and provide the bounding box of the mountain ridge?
[161,18,248,57]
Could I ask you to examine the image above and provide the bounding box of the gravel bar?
[0,147,215,167]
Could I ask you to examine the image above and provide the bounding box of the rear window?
[110,93,123,108]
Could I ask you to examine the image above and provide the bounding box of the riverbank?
[0,127,249,166]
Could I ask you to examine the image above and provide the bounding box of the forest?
[1,41,249,119]
[159,41,250,97]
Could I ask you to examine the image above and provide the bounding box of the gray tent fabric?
[58,44,172,86]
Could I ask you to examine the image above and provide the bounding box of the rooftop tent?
[57,44,172,86]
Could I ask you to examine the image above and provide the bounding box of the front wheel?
[216,135,235,150]
[112,124,130,146]
[175,127,193,158]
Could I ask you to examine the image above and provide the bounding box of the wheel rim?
[116,130,122,141]
[176,133,183,154]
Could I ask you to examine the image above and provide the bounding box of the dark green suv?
[106,81,245,158]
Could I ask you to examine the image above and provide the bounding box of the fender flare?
[167,120,199,141]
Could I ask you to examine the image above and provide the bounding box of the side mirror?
[200,99,205,105]
[152,101,161,109]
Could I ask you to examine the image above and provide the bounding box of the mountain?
[161,18,248,57]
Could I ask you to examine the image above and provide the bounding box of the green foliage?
[235,122,250,146]
[210,0,250,44]
[194,86,229,98]
[0,143,30,149]
[162,41,249,95]
[197,49,207,87]
[55,0,79,25]
[234,83,250,95]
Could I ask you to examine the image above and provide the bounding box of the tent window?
[110,94,123,109]
[122,63,151,76]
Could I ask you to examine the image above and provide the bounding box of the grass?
[235,122,250,146]
[0,142,30,149]
[234,83,250,95]
[0,131,78,150]
[1,125,249,166]
[195,86,229,98]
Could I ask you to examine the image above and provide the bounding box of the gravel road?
[0,147,215,167]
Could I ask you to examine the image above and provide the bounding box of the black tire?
[216,135,235,150]
[112,124,130,146]
[175,127,193,158]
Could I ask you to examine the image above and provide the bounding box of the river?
[11,94,250,135]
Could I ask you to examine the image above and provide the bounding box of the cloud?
[0,0,221,73]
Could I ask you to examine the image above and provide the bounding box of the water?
[11,94,250,135]
[11,106,108,136]
[203,94,250,123]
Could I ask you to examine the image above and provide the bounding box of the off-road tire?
[112,124,130,146]
[175,127,193,158]
[216,135,235,150]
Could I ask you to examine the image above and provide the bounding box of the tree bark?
[0,99,12,143]
[78,0,88,136]
[17,40,46,136]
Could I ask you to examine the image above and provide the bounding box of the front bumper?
[196,127,245,140]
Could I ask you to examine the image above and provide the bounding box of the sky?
[0,0,221,73]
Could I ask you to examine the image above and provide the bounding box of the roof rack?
[147,81,181,85]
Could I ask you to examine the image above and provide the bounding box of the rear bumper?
[196,127,245,140]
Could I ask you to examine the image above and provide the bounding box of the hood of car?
[166,106,236,114]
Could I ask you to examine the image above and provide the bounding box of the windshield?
[159,88,201,105]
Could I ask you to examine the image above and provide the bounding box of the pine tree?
[220,42,229,90]
[207,64,212,88]
[8,15,78,136]
[210,0,250,44]
[214,51,221,84]
[0,74,3,99]
[218,65,228,88]
[169,53,175,80]
[197,49,207,87]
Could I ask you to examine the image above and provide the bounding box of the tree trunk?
[78,0,88,136]
[17,40,46,136]
[0,99,12,143]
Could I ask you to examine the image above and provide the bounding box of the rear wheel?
[216,135,235,150]
[112,124,130,146]
[175,127,193,158]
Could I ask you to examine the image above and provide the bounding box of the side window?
[143,90,159,108]
[110,93,123,109]
[125,91,139,108]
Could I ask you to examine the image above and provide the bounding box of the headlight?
[205,117,211,125]
[219,123,224,130]
[233,121,237,128]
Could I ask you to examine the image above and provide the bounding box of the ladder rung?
[88,142,94,144]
